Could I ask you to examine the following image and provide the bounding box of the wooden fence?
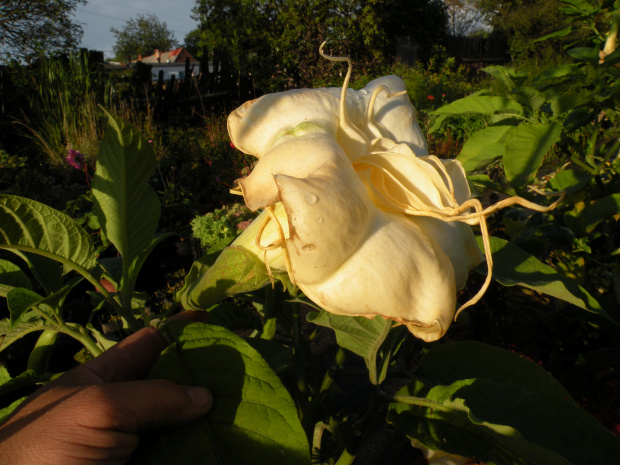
[444,36,510,77]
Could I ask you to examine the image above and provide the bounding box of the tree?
[190,0,449,91]
[444,0,490,37]
[0,0,86,62]
[476,0,577,60]
[111,14,178,61]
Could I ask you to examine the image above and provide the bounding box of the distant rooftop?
[141,47,197,64]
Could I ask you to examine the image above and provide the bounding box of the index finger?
[61,311,210,384]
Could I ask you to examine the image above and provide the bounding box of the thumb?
[75,379,213,433]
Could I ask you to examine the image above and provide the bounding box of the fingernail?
[184,386,213,410]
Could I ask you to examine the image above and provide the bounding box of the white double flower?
[227,46,558,342]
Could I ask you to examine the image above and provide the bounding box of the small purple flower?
[236,220,252,231]
[66,149,85,170]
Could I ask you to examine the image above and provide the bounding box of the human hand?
[0,314,213,465]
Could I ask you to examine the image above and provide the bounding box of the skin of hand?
[0,312,213,465]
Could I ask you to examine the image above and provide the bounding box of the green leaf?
[457,125,513,172]
[518,86,546,113]
[307,311,400,384]
[0,317,47,354]
[178,246,277,311]
[467,174,517,197]
[533,27,573,43]
[533,64,583,82]
[0,195,97,272]
[549,94,591,116]
[132,321,310,465]
[476,236,613,322]
[389,377,620,464]
[0,259,31,297]
[0,397,27,424]
[308,311,390,362]
[482,66,517,89]
[433,95,523,117]
[12,252,64,295]
[585,193,620,233]
[567,46,600,63]
[503,122,562,187]
[7,287,44,330]
[0,368,56,398]
[92,111,160,269]
[413,341,574,402]
[547,169,590,194]
[388,341,620,465]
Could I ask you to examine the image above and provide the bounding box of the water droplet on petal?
[302,244,316,252]
[304,193,318,204]
[316,217,323,224]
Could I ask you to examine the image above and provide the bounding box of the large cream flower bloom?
[226,46,558,342]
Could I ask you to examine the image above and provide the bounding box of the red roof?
[141,47,197,64]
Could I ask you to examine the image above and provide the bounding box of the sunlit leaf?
[433,95,523,117]
[130,321,310,465]
[547,169,590,194]
[388,341,620,465]
[92,111,160,268]
[307,311,391,362]
[0,195,97,272]
[457,125,513,172]
[7,287,44,330]
[476,236,613,322]
[503,122,562,187]
[178,246,280,311]
[0,259,31,297]
[0,317,46,354]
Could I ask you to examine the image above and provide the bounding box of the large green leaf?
[503,122,562,187]
[307,311,391,362]
[413,341,574,403]
[7,287,45,329]
[584,193,620,233]
[0,195,97,272]
[388,341,620,465]
[0,317,46,354]
[178,246,279,311]
[0,259,31,297]
[433,95,523,117]
[476,236,612,322]
[92,112,160,268]
[130,321,310,465]
[307,311,404,384]
[457,125,513,172]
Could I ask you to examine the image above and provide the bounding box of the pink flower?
[65,149,85,170]
[235,220,252,231]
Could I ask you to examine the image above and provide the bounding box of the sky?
[73,0,199,60]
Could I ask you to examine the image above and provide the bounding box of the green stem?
[59,323,103,357]
[319,348,346,398]
[570,154,597,175]
[27,330,59,374]
[291,302,311,433]
[334,392,382,465]
[260,285,278,340]
[0,245,140,331]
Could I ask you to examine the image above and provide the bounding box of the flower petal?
[298,211,457,342]
[228,89,340,157]
[275,148,375,284]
